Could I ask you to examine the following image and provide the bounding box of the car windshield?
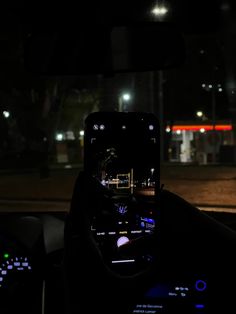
[0,1,236,215]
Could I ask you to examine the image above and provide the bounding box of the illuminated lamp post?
[150,2,169,163]
[118,93,131,112]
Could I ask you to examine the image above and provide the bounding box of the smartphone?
[84,111,160,271]
[84,111,160,197]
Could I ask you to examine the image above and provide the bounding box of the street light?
[151,3,168,19]
[152,6,168,16]
[196,111,203,118]
[122,93,131,101]
[79,130,84,137]
[150,2,168,163]
[56,133,63,141]
[118,93,131,112]
[196,110,208,120]
[3,111,10,118]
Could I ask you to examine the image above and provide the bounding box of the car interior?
[0,1,236,314]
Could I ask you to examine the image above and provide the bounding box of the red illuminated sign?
[171,125,232,131]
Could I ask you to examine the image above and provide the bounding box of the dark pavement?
[0,163,236,213]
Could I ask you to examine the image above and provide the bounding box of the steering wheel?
[64,171,236,314]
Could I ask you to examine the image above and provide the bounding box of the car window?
[0,1,236,215]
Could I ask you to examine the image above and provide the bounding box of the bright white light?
[202,84,206,88]
[218,87,223,92]
[79,130,84,137]
[166,126,171,133]
[100,124,105,130]
[93,124,99,130]
[3,111,10,118]
[149,124,154,130]
[208,84,213,89]
[56,133,63,141]
[122,93,131,101]
[152,5,168,16]
[122,125,126,130]
[196,111,203,117]
[176,130,181,135]
[200,128,205,133]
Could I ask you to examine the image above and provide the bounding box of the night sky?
[0,1,236,121]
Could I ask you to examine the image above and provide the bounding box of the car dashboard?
[0,196,235,314]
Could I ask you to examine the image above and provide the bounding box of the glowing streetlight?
[118,92,131,112]
[196,111,203,118]
[3,111,10,118]
[56,133,63,141]
[151,2,168,163]
[79,130,84,137]
[152,5,168,16]
[196,110,207,121]
[122,93,131,101]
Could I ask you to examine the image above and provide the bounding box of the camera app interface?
[85,113,159,197]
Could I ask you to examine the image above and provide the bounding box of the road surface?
[0,164,236,212]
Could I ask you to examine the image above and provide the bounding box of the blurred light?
[195,304,205,309]
[66,131,75,140]
[151,5,168,16]
[218,87,223,92]
[122,93,131,101]
[3,111,10,118]
[56,133,63,141]
[93,124,99,130]
[65,164,72,169]
[100,124,105,130]
[122,125,126,130]
[79,130,85,137]
[202,83,206,88]
[3,253,9,259]
[200,128,205,133]
[166,126,171,133]
[196,111,203,118]
[209,84,213,88]
[176,130,181,135]
[149,124,154,130]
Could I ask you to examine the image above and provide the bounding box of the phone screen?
[84,111,160,197]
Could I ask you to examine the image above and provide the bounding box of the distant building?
[166,120,235,164]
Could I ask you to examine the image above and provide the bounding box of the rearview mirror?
[24,22,186,75]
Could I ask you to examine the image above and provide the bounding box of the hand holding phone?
[83,111,160,273]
